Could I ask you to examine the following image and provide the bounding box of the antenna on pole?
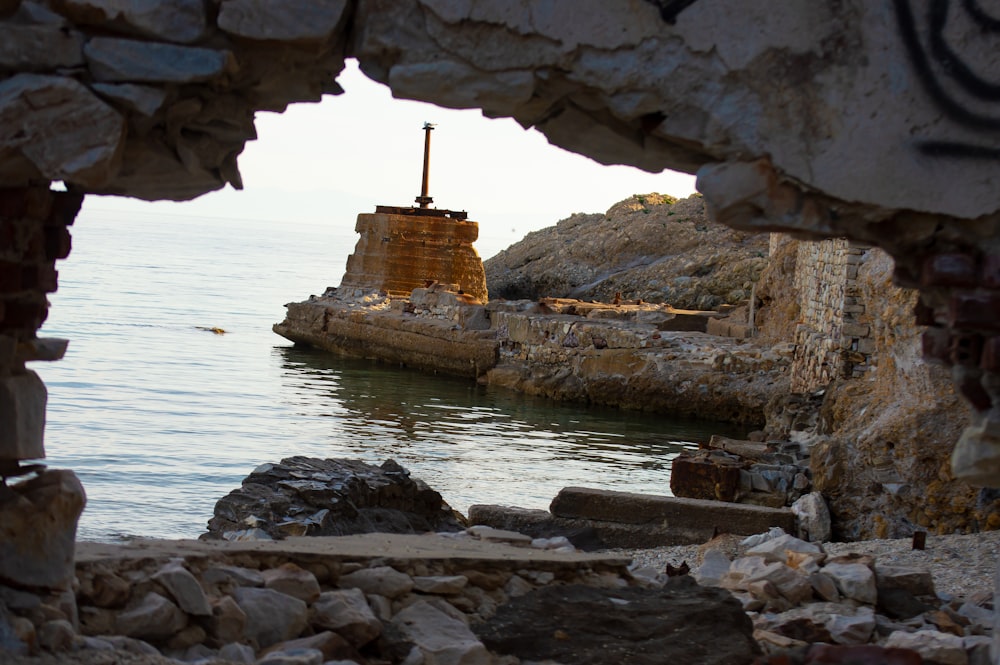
[415,122,435,208]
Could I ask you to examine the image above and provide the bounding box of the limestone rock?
[389,600,491,665]
[152,561,210,616]
[218,0,348,42]
[77,570,130,608]
[310,588,381,647]
[260,631,357,663]
[485,195,767,309]
[205,457,464,540]
[745,533,824,565]
[412,575,468,594]
[475,579,759,665]
[48,0,206,42]
[232,587,307,649]
[91,83,167,117]
[257,647,324,665]
[0,370,46,460]
[0,75,123,187]
[36,619,74,652]
[202,564,264,590]
[261,563,320,603]
[822,562,877,605]
[791,492,831,543]
[115,591,186,642]
[0,24,83,71]
[884,629,968,665]
[337,566,414,600]
[0,469,85,591]
[84,37,235,83]
[206,595,246,644]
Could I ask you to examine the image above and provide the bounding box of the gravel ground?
[607,529,1000,600]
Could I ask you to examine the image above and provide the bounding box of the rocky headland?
[485,193,768,310]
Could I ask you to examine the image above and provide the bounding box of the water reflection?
[274,346,744,511]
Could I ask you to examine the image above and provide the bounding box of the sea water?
[38,203,742,542]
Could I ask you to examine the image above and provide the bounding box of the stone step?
[549,487,796,544]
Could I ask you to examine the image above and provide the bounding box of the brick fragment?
[921,253,978,288]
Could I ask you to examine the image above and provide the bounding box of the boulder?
[261,563,320,603]
[475,578,759,665]
[791,492,831,543]
[310,589,381,647]
[337,566,413,600]
[205,457,465,540]
[115,591,187,642]
[0,469,85,591]
[822,562,877,605]
[84,37,234,83]
[883,630,968,665]
[231,587,307,649]
[151,561,211,616]
[0,75,123,187]
[217,0,349,42]
[47,0,207,42]
[389,600,491,665]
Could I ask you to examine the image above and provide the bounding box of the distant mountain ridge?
[484,194,769,310]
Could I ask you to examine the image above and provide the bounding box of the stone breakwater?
[1,528,996,664]
[274,286,791,426]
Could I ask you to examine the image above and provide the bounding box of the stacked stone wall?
[0,185,81,467]
[788,238,875,393]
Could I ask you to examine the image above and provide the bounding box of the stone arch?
[1,0,999,492]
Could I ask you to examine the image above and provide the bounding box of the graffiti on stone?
[894,0,1000,158]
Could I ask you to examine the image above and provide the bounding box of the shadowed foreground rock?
[204,457,464,540]
[474,577,760,665]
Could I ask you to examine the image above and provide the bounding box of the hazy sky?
[83,60,697,260]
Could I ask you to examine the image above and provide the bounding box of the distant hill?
[484,194,769,310]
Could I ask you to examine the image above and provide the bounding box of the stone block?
[0,469,85,590]
[0,370,46,460]
[669,452,742,502]
[550,487,796,543]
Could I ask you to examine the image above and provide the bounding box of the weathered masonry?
[2,0,1000,590]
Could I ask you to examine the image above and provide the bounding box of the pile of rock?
[673,531,996,664]
[203,458,466,541]
[1,527,764,665]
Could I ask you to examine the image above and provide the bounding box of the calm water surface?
[39,203,740,542]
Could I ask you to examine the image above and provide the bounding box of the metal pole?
[416,122,435,208]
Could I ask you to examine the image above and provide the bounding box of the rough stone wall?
[2,0,1000,489]
[339,212,488,303]
[789,238,876,393]
[0,186,80,467]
